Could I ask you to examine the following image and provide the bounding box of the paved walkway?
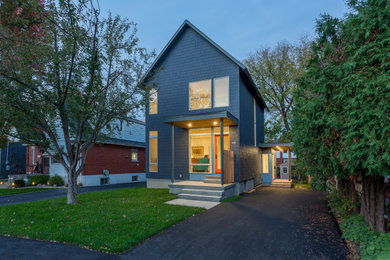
[0,187,348,260]
[0,182,146,206]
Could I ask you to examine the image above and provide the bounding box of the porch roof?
[164,111,238,129]
[257,142,293,151]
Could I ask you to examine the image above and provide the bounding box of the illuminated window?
[149,89,157,114]
[189,80,211,110]
[131,149,138,162]
[189,128,211,173]
[214,77,229,107]
[149,131,158,172]
[262,153,269,173]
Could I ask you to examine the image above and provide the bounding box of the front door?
[215,135,229,173]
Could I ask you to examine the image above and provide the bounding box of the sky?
[99,0,349,61]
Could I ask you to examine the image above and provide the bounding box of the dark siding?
[256,99,265,144]
[0,143,26,179]
[146,26,240,180]
[239,77,262,182]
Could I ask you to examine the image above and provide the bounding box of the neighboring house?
[143,20,294,201]
[276,150,297,179]
[0,143,27,179]
[26,119,146,186]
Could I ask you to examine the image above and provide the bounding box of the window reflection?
[189,80,211,110]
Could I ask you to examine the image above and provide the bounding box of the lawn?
[0,187,203,253]
[0,188,54,196]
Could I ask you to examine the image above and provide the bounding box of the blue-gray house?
[144,20,293,201]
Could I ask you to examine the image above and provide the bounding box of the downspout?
[171,124,175,183]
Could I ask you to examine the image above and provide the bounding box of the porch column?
[220,118,224,185]
[288,149,291,181]
[171,124,175,183]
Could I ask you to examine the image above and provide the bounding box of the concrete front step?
[169,183,227,191]
[204,175,221,180]
[203,179,221,184]
[178,193,222,202]
[181,188,224,196]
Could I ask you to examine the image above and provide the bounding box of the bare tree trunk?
[360,177,366,219]
[67,169,78,204]
[376,176,385,232]
[368,176,376,229]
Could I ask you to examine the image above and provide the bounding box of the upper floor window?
[214,77,229,107]
[189,77,229,110]
[149,89,157,114]
[189,80,211,110]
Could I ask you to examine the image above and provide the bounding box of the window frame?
[213,76,229,108]
[262,153,269,173]
[149,131,158,172]
[131,149,138,162]
[188,79,212,111]
[149,89,158,115]
[188,76,230,111]
[188,127,229,174]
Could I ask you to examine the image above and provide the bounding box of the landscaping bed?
[0,187,203,253]
[328,190,390,259]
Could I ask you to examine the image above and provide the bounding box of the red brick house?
[26,119,146,186]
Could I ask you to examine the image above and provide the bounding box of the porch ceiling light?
[188,123,192,127]
[213,121,217,125]
[275,146,284,152]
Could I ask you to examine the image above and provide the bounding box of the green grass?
[292,182,310,189]
[221,195,240,202]
[0,187,203,253]
[0,188,54,196]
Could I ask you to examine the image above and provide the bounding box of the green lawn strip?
[0,187,203,253]
[221,195,240,202]
[293,183,310,189]
[0,188,54,196]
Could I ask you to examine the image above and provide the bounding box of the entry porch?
[258,142,294,188]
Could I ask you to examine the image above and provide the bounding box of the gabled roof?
[143,20,268,110]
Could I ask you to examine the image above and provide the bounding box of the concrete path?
[0,182,146,206]
[165,198,220,209]
[0,187,348,260]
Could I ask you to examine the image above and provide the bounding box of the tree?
[0,0,154,204]
[293,0,390,232]
[244,39,311,142]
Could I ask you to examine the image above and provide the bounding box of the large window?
[189,128,211,173]
[189,76,229,110]
[262,153,269,173]
[149,131,158,172]
[214,77,229,107]
[189,80,211,110]
[149,89,157,114]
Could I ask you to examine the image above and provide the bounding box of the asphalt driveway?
[0,187,348,260]
[0,182,146,206]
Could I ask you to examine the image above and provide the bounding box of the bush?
[327,188,357,219]
[48,176,64,186]
[340,214,390,259]
[309,175,327,191]
[14,179,25,188]
[30,175,50,186]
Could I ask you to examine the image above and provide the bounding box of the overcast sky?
[99,0,348,61]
